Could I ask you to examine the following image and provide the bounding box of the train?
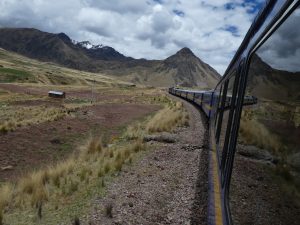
[169,0,300,225]
[168,87,257,118]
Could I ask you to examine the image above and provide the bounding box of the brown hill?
[0,28,220,88]
[158,47,220,88]
[247,54,300,102]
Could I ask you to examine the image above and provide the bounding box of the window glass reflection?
[230,6,300,225]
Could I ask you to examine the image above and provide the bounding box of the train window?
[217,74,236,164]
[213,85,222,128]
[230,6,300,225]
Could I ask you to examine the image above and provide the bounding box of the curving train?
[168,87,257,118]
[169,1,300,225]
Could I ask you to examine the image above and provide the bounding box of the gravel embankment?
[83,96,209,225]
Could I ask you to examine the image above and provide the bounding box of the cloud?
[0,0,264,74]
[257,7,300,72]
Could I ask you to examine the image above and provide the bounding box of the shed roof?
[48,91,64,95]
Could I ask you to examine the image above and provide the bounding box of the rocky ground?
[79,95,300,225]
[81,97,209,225]
[230,144,300,225]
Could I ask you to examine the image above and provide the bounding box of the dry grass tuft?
[239,113,282,153]
[48,158,75,185]
[103,162,111,174]
[0,121,15,134]
[124,123,144,140]
[19,170,48,195]
[0,183,13,225]
[86,137,103,155]
[114,158,124,172]
[17,170,50,218]
[104,203,113,218]
[146,102,189,133]
[131,139,145,153]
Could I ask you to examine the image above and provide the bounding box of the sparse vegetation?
[104,203,113,218]
[0,67,34,83]
[0,184,13,225]
[239,103,300,201]
[0,48,133,86]
[239,115,282,153]
[0,106,67,132]
[146,101,189,133]
[0,96,189,224]
[1,136,147,223]
[85,137,103,155]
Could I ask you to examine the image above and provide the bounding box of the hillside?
[247,54,300,102]
[0,47,132,87]
[0,28,220,88]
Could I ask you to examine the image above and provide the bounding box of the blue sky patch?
[243,0,265,14]
[224,2,236,10]
[223,25,240,37]
[152,0,163,4]
[173,9,185,17]
[225,0,264,14]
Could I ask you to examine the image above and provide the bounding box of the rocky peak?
[175,47,195,57]
[76,41,105,50]
[57,32,71,43]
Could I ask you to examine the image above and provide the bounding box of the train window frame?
[214,70,238,168]
[220,61,244,185]
[218,60,245,225]
[213,2,300,225]
[224,5,300,224]
[215,80,229,144]
[214,84,224,129]
[227,0,300,188]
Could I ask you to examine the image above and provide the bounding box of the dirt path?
[84,97,209,225]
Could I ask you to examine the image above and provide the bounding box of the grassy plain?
[0,48,189,224]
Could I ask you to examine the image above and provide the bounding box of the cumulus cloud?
[0,0,264,74]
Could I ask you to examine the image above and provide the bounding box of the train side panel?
[168,87,212,117]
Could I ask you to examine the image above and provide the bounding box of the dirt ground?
[0,83,45,96]
[0,83,137,103]
[11,99,63,107]
[0,103,160,182]
[0,83,161,182]
[79,96,209,225]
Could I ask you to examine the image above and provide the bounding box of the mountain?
[75,41,133,61]
[0,28,130,70]
[0,28,220,88]
[158,47,220,88]
[247,54,300,102]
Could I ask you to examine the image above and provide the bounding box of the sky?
[0,0,265,74]
[257,6,300,72]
